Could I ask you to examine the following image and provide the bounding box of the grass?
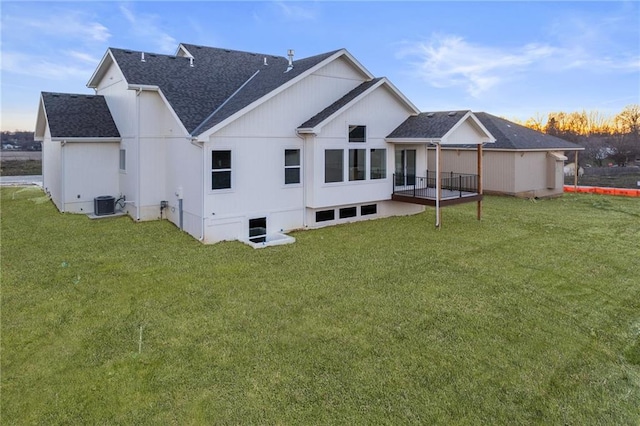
[0,160,42,176]
[2,187,639,424]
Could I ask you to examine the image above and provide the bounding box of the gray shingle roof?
[110,44,340,135]
[386,111,470,139]
[298,78,383,129]
[474,113,582,150]
[41,92,120,138]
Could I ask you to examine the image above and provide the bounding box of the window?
[211,150,231,190]
[315,209,335,222]
[325,149,343,183]
[349,125,366,143]
[119,149,126,171]
[370,149,386,179]
[249,217,267,243]
[284,149,300,184]
[361,204,377,216]
[339,206,357,219]
[349,149,366,181]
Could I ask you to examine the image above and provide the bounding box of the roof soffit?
[87,49,119,89]
[34,95,47,140]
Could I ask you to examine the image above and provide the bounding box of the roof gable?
[386,111,494,145]
[37,93,120,139]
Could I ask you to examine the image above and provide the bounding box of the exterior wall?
[311,87,417,208]
[514,151,564,198]
[202,57,369,243]
[306,200,424,229]
[428,149,516,194]
[429,148,566,198]
[42,126,63,211]
[62,142,120,213]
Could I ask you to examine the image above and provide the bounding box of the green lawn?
[2,187,639,424]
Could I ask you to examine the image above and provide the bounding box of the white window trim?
[284,147,302,187]
[209,148,234,193]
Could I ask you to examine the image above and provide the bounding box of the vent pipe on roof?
[264,57,268,66]
[285,49,294,72]
[141,52,145,62]
[189,57,194,67]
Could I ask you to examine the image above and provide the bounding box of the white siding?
[442,120,488,145]
[62,142,120,213]
[42,125,62,211]
[311,86,416,208]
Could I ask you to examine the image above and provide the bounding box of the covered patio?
[386,111,495,227]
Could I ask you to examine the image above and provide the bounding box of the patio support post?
[573,151,579,189]
[435,143,442,228]
[477,143,483,220]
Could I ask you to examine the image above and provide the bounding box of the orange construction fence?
[564,185,640,197]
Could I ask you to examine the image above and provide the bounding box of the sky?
[1,1,639,131]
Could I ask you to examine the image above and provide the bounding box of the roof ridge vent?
[426,112,435,118]
[448,111,457,116]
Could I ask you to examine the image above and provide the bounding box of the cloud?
[6,12,110,42]
[66,51,100,64]
[274,1,317,21]
[399,35,558,97]
[119,4,177,53]
[399,33,639,98]
[1,51,93,80]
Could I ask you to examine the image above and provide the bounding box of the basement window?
[315,209,335,222]
[361,204,377,216]
[249,217,267,243]
[339,207,357,219]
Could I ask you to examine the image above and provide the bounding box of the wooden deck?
[392,188,482,206]
[392,173,482,206]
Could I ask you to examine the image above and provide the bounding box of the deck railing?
[393,171,479,199]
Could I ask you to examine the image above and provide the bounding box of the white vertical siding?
[42,125,62,211]
[311,86,417,208]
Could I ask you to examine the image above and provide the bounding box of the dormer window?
[348,125,366,143]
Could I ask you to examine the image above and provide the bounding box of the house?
[35,43,495,244]
[426,112,584,198]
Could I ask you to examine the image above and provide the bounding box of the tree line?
[516,105,640,167]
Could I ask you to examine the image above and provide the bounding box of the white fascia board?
[340,50,375,80]
[440,111,496,145]
[468,112,496,143]
[128,85,190,137]
[308,78,420,135]
[308,78,386,134]
[52,137,121,143]
[386,137,441,144]
[432,147,585,152]
[176,44,194,58]
[194,49,365,140]
[381,78,421,115]
[87,49,116,89]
